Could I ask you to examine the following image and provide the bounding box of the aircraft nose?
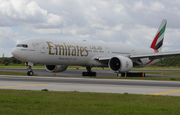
[11,47,22,59]
[11,47,28,62]
[11,47,21,58]
[11,47,17,57]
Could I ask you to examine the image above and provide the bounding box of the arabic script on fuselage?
[89,45,102,51]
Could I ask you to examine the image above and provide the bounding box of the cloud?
[150,1,165,11]
[111,24,123,31]
[133,1,165,11]
[0,0,180,57]
[90,23,109,30]
[0,0,47,21]
[0,27,14,38]
[133,1,148,10]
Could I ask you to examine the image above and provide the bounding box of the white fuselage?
[11,38,158,67]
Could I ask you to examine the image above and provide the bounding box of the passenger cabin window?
[16,44,28,48]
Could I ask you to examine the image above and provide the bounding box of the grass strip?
[146,72,180,76]
[0,66,44,69]
[132,67,180,71]
[0,71,37,76]
[0,89,180,115]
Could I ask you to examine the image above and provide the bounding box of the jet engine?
[108,56,133,73]
[45,65,68,72]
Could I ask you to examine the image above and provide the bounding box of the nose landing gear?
[27,71,34,76]
[27,66,34,76]
[27,62,34,76]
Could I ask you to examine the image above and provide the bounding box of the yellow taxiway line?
[148,89,180,95]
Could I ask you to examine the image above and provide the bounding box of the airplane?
[11,19,180,76]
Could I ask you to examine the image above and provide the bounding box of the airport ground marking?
[148,89,180,95]
[56,83,176,90]
[0,84,48,88]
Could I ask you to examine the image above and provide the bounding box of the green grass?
[0,63,45,68]
[0,71,37,76]
[132,66,180,71]
[0,89,180,115]
[0,63,85,69]
[146,72,180,76]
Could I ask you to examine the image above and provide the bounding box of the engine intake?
[45,65,68,72]
[108,56,133,73]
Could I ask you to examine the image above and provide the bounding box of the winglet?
[150,19,167,52]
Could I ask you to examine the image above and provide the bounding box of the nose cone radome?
[11,47,28,62]
[11,47,17,57]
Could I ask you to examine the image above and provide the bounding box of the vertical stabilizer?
[150,19,167,52]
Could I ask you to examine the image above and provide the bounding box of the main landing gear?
[82,67,97,76]
[27,62,34,76]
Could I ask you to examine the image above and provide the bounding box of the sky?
[0,0,180,57]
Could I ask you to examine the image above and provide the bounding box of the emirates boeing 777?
[11,19,180,76]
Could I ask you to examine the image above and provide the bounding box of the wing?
[130,51,180,60]
[95,51,180,61]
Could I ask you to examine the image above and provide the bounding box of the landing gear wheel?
[117,72,121,77]
[82,67,97,76]
[27,64,34,76]
[92,72,96,76]
[82,72,97,76]
[82,72,86,76]
[27,71,34,76]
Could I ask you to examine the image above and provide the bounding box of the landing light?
[96,57,99,60]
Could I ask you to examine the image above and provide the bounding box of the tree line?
[152,56,180,67]
[0,57,22,66]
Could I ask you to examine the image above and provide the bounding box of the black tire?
[82,72,97,76]
[93,72,97,76]
[27,71,30,76]
[82,72,86,76]
[27,71,34,76]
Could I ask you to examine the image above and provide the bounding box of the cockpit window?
[16,44,28,48]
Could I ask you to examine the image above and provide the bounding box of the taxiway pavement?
[0,75,180,96]
[1,68,180,96]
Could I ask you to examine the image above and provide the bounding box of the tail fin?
[150,19,167,52]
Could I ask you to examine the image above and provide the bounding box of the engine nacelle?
[108,56,133,73]
[45,65,68,72]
